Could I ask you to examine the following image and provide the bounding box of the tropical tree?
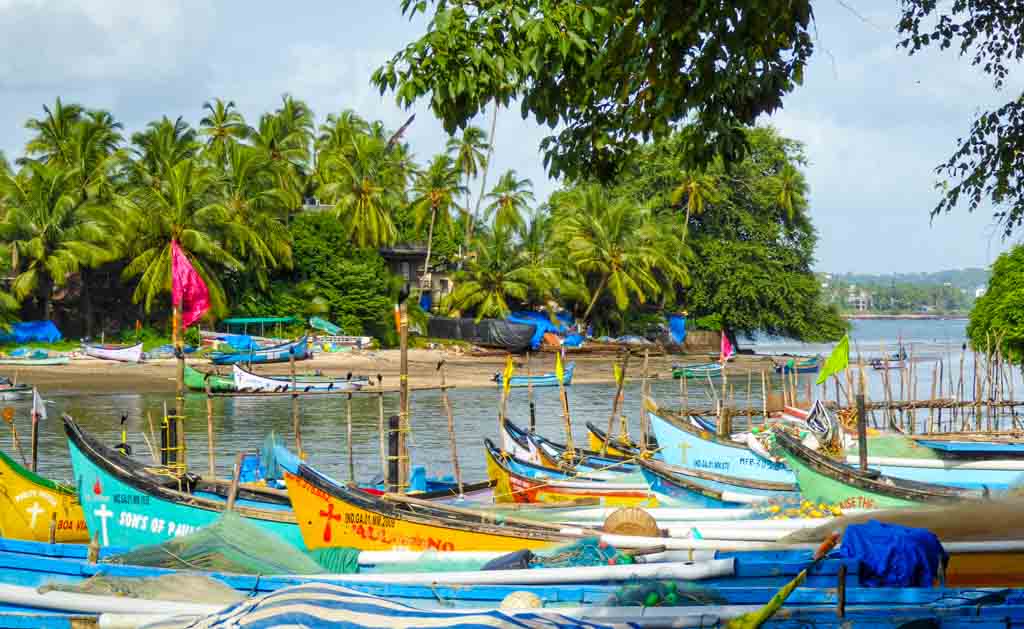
[129,117,199,187]
[446,125,489,242]
[483,170,533,233]
[552,185,689,324]
[409,154,465,285]
[670,171,719,240]
[319,133,403,248]
[118,158,240,317]
[444,227,552,320]
[199,99,249,167]
[0,162,110,319]
[21,98,85,165]
[775,163,806,222]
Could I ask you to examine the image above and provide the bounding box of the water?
[7,318,1010,487]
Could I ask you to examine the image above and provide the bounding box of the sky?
[1,0,1020,274]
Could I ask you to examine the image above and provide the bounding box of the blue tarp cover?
[839,520,947,587]
[0,321,62,344]
[222,334,257,351]
[507,311,569,350]
[419,291,432,313]
[563,333,585,347]
[669,314,687,344]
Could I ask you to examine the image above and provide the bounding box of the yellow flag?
[555,351,564,385]
[816,334,850,385]
[502,354,514,396]
[613,362,622,386]
[726,568,808,628]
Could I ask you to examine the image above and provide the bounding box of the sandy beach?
[5,349,782,394]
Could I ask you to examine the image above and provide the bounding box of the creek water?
[9,317,1009,486]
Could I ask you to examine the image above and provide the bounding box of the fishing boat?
[231,364,367,392]
[63,416,303,549]
[585,422,642,458]
[81,342,143,363]
[672,362,722,379]
[771,429,985,509]
[0,379,31,401]
[637,457,798,508]
[870,358,907,370]
[502,420,638,475]
[209,335,309,365]
[183,365,235,392]
[278,445,586,552]
[911,433,1024,456]
[774,355,822,374]
[494,362,574,388]
[484,440,658,507]
[0,356,69,366]
[0,449,88,543]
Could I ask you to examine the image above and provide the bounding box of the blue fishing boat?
[210,335,309,365]
[672,362,722,379]
[637,457,798,507]
[502,420,638,475]
[63,415,304,550]
[494,361,575,387]
[774,355,822,374]
[912,434,1024,456]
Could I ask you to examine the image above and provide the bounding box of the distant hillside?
[827,268,990,290]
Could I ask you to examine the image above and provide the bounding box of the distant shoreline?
[843,314,968,320]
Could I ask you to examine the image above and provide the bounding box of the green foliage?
[968,245,1024,361]
[898,1,1024,235]
[372,0,814,180]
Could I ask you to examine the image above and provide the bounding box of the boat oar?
[725,532,840,629]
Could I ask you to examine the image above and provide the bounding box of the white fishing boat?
[81,342,143,363]
[232,364,367,392]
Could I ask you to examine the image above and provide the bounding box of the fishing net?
[104,512,325,575]
[38,573,244,605]
[601,580,726,607]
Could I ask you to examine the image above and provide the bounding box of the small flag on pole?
[816,334,850,385]
[32,388,47,421]
[502,355,514,396]
[613,362,622,386]
[171,240,211,328]
[719,330,735,364]
[555,351,565,385]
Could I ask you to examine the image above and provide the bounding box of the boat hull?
[496,363,574,388]
[183,366,234,392]
[82,343,142,363]
[232,364,364,392]
[0,386,32,401]
[0,450,88,543]
[0,358,69,366]
[210,336,309,365]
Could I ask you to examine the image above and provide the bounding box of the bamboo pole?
[556,352,574,457]
[761,371,768,424]
[146,411,159,464]
[173,305,185,471]
[346,390,354,482]
[526,353,536,432]
[603,352,629,454]
[291,349,302,458]
[398,300,410,490]
[640,349,650,448]
[205,378,215,477]
[747,370,753,427]
[439,361,463,497]
[929,364,937,434]
[377,374,386,476]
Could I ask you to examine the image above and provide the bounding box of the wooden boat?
[774,355,822,374]
[502,420,637,475]
[484,439,657,507]
[278,445,585,552]
[209,335,309,365]
[0,356,69,366]
[0,381,31,401]
[494,362,574,388]
[81,342,143,363]
[637,457,798,508]
[232,364,367,392]
[585,422,641,458]
[771,429,985,509]
[911,433,1024,456]
[0,449,88,543]
[63,415,303,549]
[183,365,235,392]
[870,358,907,370]
[672,362,722,379]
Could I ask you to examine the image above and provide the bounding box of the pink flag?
[719,330,734,364]
[171,240,210,328]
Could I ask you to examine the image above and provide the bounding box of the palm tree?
[22,98,85,165]
[553,185,689,324]
[409,154,466,288]
[446,126,489,244]
[775,164,807,222]
[319,133,403,248]
[199,99,249,168]
[118,158,240,317]
[0,162,110,319]
[484,170,533,232]
[670,171,718,240]
[129,117,199,187]
[444,227,553,321]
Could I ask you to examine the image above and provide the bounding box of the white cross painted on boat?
[678,441,691,464]
[94,504,112,546]
[26,502,43,529]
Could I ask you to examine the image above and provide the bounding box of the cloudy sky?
[1,0,1020,274]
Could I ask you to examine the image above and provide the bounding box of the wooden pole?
[398,300,410,490]
[603,352,629,453]
[205,378,215,477]
[346,389,355,482]
[30,406,38,473]
[640,349,650,450]
[377,374,386,478]
[526,353,536,432]
[291,347,302,458]
[173,305,186,471]
[226,452,244,511]
[856,392,868,472]
[146,411,159,464]
[439,361,463,496]
[556,353,574,456]
[760,371,767,425]
[747,370,753,428]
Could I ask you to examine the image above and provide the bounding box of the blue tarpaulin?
[507,311,572,350]
[839,520,947,587]
[669,314,687,344]
[419,291,432,313]
[563,333,585,347]
[222,334,257,351]
[0,321,62,344]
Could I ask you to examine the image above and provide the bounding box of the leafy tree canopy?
[968,244,1024,361]
[373,0,814,180]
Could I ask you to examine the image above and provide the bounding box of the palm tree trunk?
[42,277,53,322]
[463,180,472,256]
[469,103,499,243]
[81,268,93,337]
[582,273,610,324]
[683,206,691,242]
[421,205,437,303]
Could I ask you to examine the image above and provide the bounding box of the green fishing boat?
[771,429,984,510]
[671,362,722,379]
[184,365,235,392]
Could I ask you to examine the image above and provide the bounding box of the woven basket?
[602,507,660,538]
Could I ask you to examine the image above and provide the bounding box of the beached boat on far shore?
[81,342,143,363]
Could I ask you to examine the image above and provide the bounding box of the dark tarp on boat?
[427,316,536,352]
[0,320,62,344]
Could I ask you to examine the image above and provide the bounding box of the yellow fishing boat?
[586,422,640,458]
[0,449,88,542]
[283,455,577,552]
